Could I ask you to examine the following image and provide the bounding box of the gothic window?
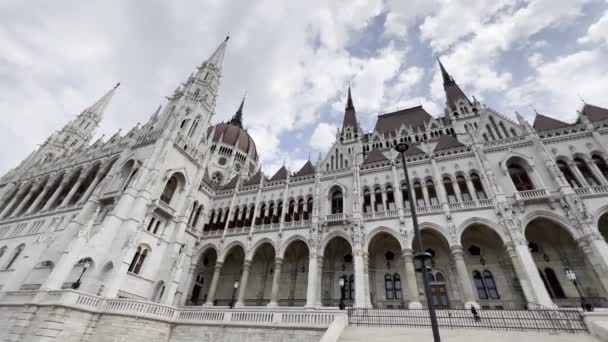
[374,187,383,212]
[427,180,439,205]
[470,173,487,199]
[230,207,239,228]
[393,273,403,300]
[544,267,565,299]
[414,181,425,207]
[490,117,503,139]
[473,271,488,299]
[499,122,509,138]
[507,162,534,191]
[0,246,6,259]
[205,211,215,231]
[267,203,274,224]
[160,175,179,204]
[510,128,517,137]
[286,200,295,222]
[331,188,344,214]
[276,201,283,223]
[386,186,396,210]
[385,274,394,300]
[192,205,203,229]
[575,157,599,186]
[4,244,24,270]
[592,155,608,180]
[486,125,496,140]
[456,176,471,201]
[482,133,489,142]
[239,206,247,226]
[483,270,499,299]
[188,202,199,226]
[435,272,445,282]
[128,245,149,275]
[259,203,267,225]
[296,198,305,221]
[427,272,435,282]
[305,197,313,220]
[443,177,457,203]
[188,118,199,137]
[363,188,371,213]
[400,183,410,208]
[557,160,581,188]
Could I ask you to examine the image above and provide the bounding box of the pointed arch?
[280,234,311,258]
[219,240,246,262]
[247,238,277,261]
[364,226,404,252]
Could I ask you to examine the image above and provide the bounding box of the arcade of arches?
[184,218,608,309]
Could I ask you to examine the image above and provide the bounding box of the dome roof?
[209,123,258,160]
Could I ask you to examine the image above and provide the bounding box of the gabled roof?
[533,113,570,131]
[374,106,432,132]
[434,135,465,152]
[295,160,315,176]
[243,169,263,186]
[582,104,608,123]
[269,165,288,181]
[220,175,239,190]
[363,148,388,165]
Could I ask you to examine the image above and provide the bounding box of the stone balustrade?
[0,290,341,329]
[516,189,549,200]
[575,185,608,197]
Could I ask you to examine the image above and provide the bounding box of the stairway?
[337,326,601,342]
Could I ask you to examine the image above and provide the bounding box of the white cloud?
[310,123,338,152]
[578,10,608,46]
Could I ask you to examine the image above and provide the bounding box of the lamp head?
[83,260,92,269]
[565,267,576,281]
[234,280,240,289]
[339,277,345,287]
[395,142,409,153]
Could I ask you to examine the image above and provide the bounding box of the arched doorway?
[281,239,309,306]
[216,244,245,306]
[188,248,217,305]
[244,242,275,306]
[525,218,607,306]
[417,229,454,309]
[461,224,525,309]
[368,232,404,309]
[321,236,353,307]
[599,213,608,243]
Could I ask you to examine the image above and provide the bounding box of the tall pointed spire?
[205,36,230,70]
[84,82,120,121]
[229,95,245,128]
[437,58,454,85]
[341,85,359,135]
[346,84,355,111]
[436,58,471,109]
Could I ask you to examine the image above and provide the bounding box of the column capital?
[274,257,284,266]
[401,248,414,259]
[449,244,465,257]
[214,262,224,271]
[243,259,252,268]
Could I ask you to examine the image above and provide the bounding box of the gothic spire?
[436,58,470,109]
[346,84,355,111]
[84,82,120,122]
[229,95,245,128]
[437,58,454,85]
[204,36,230,70]
[342,85,359,133]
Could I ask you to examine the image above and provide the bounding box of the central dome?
[208,122,257,160]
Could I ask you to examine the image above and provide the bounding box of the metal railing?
[346,308,587,333]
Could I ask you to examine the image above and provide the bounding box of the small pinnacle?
[114,82,121,89]
[225,35,230,42]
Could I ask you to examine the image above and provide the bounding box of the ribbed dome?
[209,123,258,160]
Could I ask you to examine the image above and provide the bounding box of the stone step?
[337,327,601,342]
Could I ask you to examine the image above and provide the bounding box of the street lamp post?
[230,280,240,309]
[71,259,92,290]
[339,276,346,310]
[565,267,591,311]
[395,142,441,342]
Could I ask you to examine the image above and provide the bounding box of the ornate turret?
[340,85,360,142]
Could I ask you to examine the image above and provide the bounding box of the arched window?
[486,125,496,140]
[349,274,355,300]
[128,245,149,275]
[393,273,403,300]
[0,246,6,259]
[160,175,179,204]
[259,203,267,225]
[331,188,343,214]
[592,155,608,180]
[490,117,503,139]
[230,207,240,228]
[188,118,199,137]
[385,274,394,300]
[510,128,517,137]
[386,186,396,210]
[482,133,489,142]
[456,176,471,201]
[239,206,248,226]
[363,188,371,213]
[400,183,410,208]
[122,167,138,191]
[247,205,255,226]
[305,197,313,220]
[206,210,215,231]
[483,270,499,299]
[4,244,25,270]
[414,182,425,206]
[507,163,534,191]
[427,180,438,205]
[544,267,565,299]
[473,271,488,299]
[557,160,581,188]
[276,201,283,223]
[443,177,457,203]
[267,203,274,224]
[499,122,509,138]
[286,200,295,222]
[188,202,199,226]
[435,272,445,282]
[296,198,304,221]
[374,187,383,212]
[427,272,435,282]
[575,157,599,186]
[470,173,487,199]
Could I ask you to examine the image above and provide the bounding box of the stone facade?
[1,36,608,323]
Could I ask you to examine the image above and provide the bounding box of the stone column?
[181,265,197,305]
[363,253,371,307]
[204,262,223,307]
[569,161,589,187]
[42,178,69,211]
[235,259,252,307]
[26,180,54,214]
[305,252,318,307]
[421,185,430,206]
[465,176,478,201]
[506,241,555,308]
[268,258,283,306]
[402,248,422,309]
[77,173,105,205]
[580,233,608,294]
[450,245,479,309]
[59,175,86,208]
[452,178,463,202]
[316,255,324,307]
[10,182,40,217]
[586,158,608,185]
[353,250,366,307]
[0,185,23,218]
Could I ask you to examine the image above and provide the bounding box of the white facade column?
[0,186,25,218]
[59,175,86,208]
[585,158,608,185]
[26,179,54,214]
[402,248,422,309]
[316,255,324,307]
[580,233,608,294]
[267,257,283,307]
[203,262,223,307]
[450,245,479,309]
[452,177,463,202]
[362,253,371,307]
[10,182,40,217]
[465,176,478,201]
[77,173,104,205]
[569,161,589,187]
[421,184,430,206]
[235,259,252,307]
[42,178,69,211]
[305,251,318,308]
[506,241,555,308]
[353,250,365,308]
[181,265,197,305]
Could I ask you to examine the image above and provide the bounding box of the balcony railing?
[415,204,443,215]
[448,199,493,211]
[575,185,608,196]
[516,189,549,200]
[362,210,399,221]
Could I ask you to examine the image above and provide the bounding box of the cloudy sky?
[1,0,607,175]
